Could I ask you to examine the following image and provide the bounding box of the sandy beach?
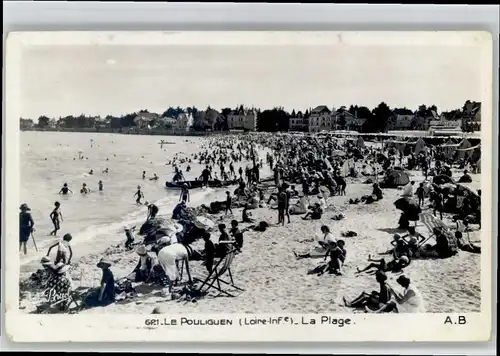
[19,165,481,314]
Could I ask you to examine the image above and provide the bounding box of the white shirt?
[323,232,336,245]
[402,183,414,197]
[396,285,426,313]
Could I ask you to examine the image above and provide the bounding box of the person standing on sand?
[179,183,190,202]
[277,186,287,226]
[19,203,35,255]
[201,166,211,187]
[49,201,63,236]
[225,191,233,215]
[134,186,144,204]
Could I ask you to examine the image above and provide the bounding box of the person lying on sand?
[356,254,410,274]
[302,203,323,220]
[343,271,391,311]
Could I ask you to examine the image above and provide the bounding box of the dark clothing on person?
[19,211,34,242]
[148,204,159,219]
[230,227,244,250]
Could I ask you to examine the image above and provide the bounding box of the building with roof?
[227,107,257,131]
[288,111,309,132]
[308,105,333,133]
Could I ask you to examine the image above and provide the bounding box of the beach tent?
[356,136,365,149]
[456,139,472,160]
[457,143,480,161]
[414,138,426,155]
[381,169,410,188]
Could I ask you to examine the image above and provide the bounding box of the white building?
[227,108,257,131]
[308,106,333,133]
[288,111,309,132]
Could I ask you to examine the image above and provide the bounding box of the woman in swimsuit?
[344,271,392,311]
[49,201,63,236]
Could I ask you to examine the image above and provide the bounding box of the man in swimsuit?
[59,183,73,195]
[19,203,35,255]
[49,201,63,236]
[134,186,144,204]
[98,180,103,191]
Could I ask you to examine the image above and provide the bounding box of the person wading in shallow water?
[19,203,35,255]
[58,183,73,195]
[134,186,144,204]
[49,201,63,236]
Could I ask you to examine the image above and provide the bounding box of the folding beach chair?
[417,213,448,248]
[192,242,244,298]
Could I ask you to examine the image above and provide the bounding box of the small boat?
[165,180,237,189]
[159,140,176,145]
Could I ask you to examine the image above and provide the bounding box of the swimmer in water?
[49,201,63,236]
[98,180,103,191]
[179,183,190,202]
[59,183,73,195]
[89,169,94,175]
[102,168,109,174]
[80,183,90,194]
[149,173,159,181]
[134,185,144,204]
[142,171,146,180]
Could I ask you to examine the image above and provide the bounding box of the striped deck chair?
[193,242,244,298]
[418,213,448,248]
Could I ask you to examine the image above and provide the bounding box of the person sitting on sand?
[46,233,73,266]
[290,185,299,197]
[400,226,425,255]
[230,220,244,250]
[129,245,156,283]
[317,195,328,211]
[302,202,323,220]
[82,257,116,307]
[294,225,335,259]
[216,223,233,256]
[367,275,426,313]
[40,264,72,310]
[402,181,415,197]
[325,240,346,275]
[356,254,410,274]
[289,196,308,215]
[343,271,392,311]
[242,204,255,223]
[171,200,186,220]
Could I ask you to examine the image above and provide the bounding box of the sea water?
[19,132,264,275]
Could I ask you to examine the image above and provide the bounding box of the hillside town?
[19,100,481,137]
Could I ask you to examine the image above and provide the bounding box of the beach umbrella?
[394,197,421,221]
[384,169,410,187]
[194,216,215,231]
[433,175,455,185]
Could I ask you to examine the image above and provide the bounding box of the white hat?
[158,236,172,245]
[136,245,148,256]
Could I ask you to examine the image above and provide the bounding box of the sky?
[20,44,483,119]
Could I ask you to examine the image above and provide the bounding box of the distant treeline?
[20,102,478,133]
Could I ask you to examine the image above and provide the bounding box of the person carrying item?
[46,233,74,265]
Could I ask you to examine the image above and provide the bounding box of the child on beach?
[134,185,144,204]
[46,233,73,265]
[230,220,244,250]
[58,183,73,195]
[302,203,323,220]
[49,201,63,236]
